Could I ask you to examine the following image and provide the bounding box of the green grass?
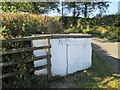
[3,50,120,88]
[48,50,120,88]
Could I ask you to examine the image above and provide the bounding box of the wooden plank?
[46,38,52,77]
[34,65,49,70]
[2,35,51,43]
[1,45,51,55]
[1,55,50,67]
[1,34,92,43]
[26,55,50,63]
[0,62,15,67]
[0,72,16,79]
[0,65,48,79]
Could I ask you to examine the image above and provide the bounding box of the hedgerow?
[1,12,63,39]
[1,12,63,88]
[60,15,120,41]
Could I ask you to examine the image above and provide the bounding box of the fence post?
[46,38,51,77]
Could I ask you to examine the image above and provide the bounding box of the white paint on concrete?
[32,38,92,76]
[50,39,67,76]
[32,39,47,75]
[68,45,92,74]
[32,39,46,47]
[34,59,47,67]
[50,38,92,76]
[34,69,47,75]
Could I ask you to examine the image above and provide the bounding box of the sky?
[48,1,119,17]
[107,2,118,15]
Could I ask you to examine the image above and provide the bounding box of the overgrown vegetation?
[1,1,119,88]
[2,1,110,18]
[1,12,63,39]
[60,15,120,41]
[1,12,119,41]
[1,12,63,88]
[2,2,59,14]
[3,50,119,88]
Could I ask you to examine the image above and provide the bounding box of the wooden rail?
[1,45,51,55]
[34,65,49,70]
[46,38,52,77]
[0,72,16,79]
[1,34,92,79]
[1,35,53,79]
[1,34,92,43]
[0,55,50,67]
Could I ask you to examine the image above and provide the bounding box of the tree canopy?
[63,1,110,17]
[2,1,110,17]
[2,2,59,14]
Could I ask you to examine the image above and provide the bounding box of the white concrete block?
[32,39,47,75]
[32,38,92,76]
[50,39,67,76]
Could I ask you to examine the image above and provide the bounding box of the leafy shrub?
[82,30,90,34]
[59,15,120,41]
[1,12,63,39]
[1,12,63,88]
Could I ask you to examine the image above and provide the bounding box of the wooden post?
[46,38,51,77]
[30,40,35,75]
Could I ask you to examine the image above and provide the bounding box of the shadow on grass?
[2,46,120,88]
[92,43,120,74]
[48,50,120,88]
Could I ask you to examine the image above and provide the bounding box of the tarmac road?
[92,37,120,74]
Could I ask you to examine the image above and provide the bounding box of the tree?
[80,1,110,18]
[64,2,80,17]
[58,0,66,17]
[64,0,110,18]
[2,2,59,14]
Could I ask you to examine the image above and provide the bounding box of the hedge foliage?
[1,12,63,88]
[1,12,63,39]
[60,15,120,41]
[1,12,120,88]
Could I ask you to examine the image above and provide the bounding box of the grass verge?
[48,50,120,88]
[3,50,120,88]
